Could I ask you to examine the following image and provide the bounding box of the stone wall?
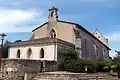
[0,59,59,80]
[0,58,41,80]
[75,26,109,61]
[42,60,57,72]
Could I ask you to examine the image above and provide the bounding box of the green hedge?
[64,59,97,73]
[60,49,117,73]
[63,59,114,73]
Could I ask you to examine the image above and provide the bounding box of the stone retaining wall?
[0,58,41,80]
[42,60,57,72]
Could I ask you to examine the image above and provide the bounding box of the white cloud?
[105,31,120,57]
[0,10,36,24]
[106,31,120,42]
[0,8,46,32]
[109,50,117,58]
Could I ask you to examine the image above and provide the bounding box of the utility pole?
[0,33,6,80]
[0,33,6,58]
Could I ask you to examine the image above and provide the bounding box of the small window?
[102,48,106,59]
[50,29,56,38]
[27,48,32,59]
[51,11,54,17]
[40,48,44,58]
[102,48,105,54]
[94,43,97,53]
[17,49,20,58]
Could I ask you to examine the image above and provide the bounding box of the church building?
[0,7,111,80]
[8,7,110,61]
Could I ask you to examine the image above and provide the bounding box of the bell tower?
[47,7,58,37]
[48,6,58,22]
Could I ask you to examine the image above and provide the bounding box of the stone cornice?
[8,37,75,47]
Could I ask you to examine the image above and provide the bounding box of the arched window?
[50,29,56,38]
[94,43,97,53]
[51,11,54,17]
[17,49,20,58]
[40,48,44,58]
[27,48,32,59]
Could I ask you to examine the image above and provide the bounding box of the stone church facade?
[8,7,110,61]
[0,7,110,80]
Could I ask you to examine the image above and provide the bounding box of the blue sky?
[0,0,120,57]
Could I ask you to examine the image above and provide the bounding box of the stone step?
[31,72,120,80]
[32,75,109,80]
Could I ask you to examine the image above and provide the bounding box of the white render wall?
[8,45,57,61]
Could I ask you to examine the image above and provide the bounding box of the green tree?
[60,49,79,71]
[62,49,79,61]
[62,49,97,73]
[3,40,11,58]
[113,50,120,68]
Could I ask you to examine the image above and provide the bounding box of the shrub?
[64,59,97,73]
[61,49,116,73]
[96,61,106,72]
